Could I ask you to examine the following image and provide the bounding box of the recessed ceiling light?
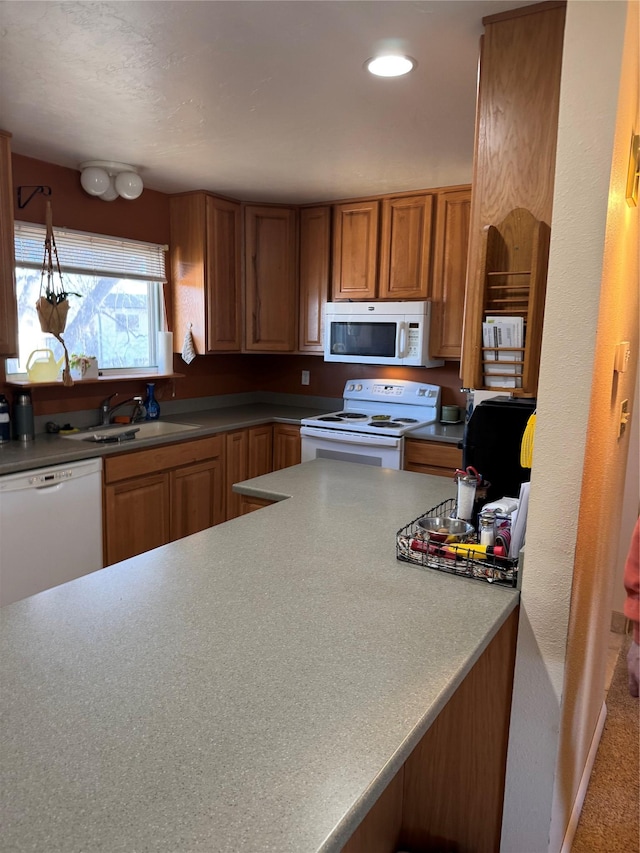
[365,54,416,78]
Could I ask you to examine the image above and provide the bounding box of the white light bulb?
[115,171,143,200]
[366,55,415,77]
[80,166,110,196]
[98,177,119,202]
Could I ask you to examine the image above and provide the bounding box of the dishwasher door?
[0,458,103,606]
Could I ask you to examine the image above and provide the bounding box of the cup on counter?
[441,405,461,423]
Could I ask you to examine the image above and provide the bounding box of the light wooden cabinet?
[404,438,462,479]
[0,130,18,357]
[103,435,224,565]
[244,205,297,351]
[273,424,301,470]
[461,2,566,395]
[298,206,331,352]
[225,424,273,520]
[170,192,242,354]
[430,187,471,360]
[378,193,434,300]
[332,200,379,300]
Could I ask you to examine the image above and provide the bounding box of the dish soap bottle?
[145,382,160,421]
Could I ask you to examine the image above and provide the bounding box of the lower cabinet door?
[273,424,301,470]
[104,473,171,566]
[170,458,225,541]
[240,495,276,515]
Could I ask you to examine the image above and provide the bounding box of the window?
[7,222,167,376]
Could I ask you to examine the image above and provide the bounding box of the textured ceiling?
[0,0,525,203]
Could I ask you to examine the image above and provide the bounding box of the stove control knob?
[347,383,355,391]
[355,384,363,391]
[417,388,426,396]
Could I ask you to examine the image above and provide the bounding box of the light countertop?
[1,459,517,852]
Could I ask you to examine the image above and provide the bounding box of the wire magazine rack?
[396,498,518,588]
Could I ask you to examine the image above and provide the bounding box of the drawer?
[105,435,223,483]
[404,439,462,476]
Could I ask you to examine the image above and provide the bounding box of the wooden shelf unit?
[468,208,550,396]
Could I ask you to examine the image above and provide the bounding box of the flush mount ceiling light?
[79,160,144,202]
[365,54,416,77]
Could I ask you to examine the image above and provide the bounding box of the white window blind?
[14,221,167,283]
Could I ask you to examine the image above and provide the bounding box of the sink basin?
[61,421,200,442]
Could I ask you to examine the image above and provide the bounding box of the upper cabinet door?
[244,205,297,352]
[170,192,242,354]
[205,195,242,351]
[430,187,471,360]
[0,130,18,357]
[298,206,331,352]
[378,194,434,300]
[332,200,379,300]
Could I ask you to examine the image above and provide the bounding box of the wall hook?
[17,185,52,210]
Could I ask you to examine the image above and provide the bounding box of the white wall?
[500,1,634,851]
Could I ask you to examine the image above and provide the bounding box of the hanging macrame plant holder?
[36,201,78,386]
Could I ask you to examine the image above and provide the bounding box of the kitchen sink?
[61,421,200,443]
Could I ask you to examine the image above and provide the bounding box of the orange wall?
[3,154,466,416]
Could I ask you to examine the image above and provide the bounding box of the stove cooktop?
[301,379,441,437]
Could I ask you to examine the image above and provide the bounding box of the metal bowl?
[416,515,474,543]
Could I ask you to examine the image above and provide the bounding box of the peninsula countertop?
[0,460,515,852]
[0,403,464,476]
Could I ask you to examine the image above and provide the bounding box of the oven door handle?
[300,427,402,448]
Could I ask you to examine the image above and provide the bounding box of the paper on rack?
[483,316,523,388]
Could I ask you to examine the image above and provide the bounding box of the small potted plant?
[69,353,99,381]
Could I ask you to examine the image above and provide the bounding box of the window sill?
[5,372,185,388]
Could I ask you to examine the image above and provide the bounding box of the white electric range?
[300,378,441,469]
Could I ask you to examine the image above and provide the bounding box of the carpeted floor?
[572,635,640,852]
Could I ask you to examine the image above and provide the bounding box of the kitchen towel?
[182,324,196,365]
[157,331,173,375]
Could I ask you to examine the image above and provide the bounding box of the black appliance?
[463,396,536,503]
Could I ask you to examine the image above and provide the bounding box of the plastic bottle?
[145,382,160,421]
[0,394,10,442]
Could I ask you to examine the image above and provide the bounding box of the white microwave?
[324,301,444,367]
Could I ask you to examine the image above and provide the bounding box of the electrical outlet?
[619,399,630,438]
[301,370,310,386]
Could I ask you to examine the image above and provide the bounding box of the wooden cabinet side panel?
[378,194,434,300]
[461,4,565,389]
[225,429,249,520]
[332,201,379,300]
[170,458,225,540]
[299,206,331,351]
[273,424,301,470]
[170,194,207,354]
[205,196,242,351]
[244,206,297,351]
[430,188,471,359]
[400,608,519,853]
[341,767,404,853]
[104,474,170,566]
[0,131,18,356]
[248,424,273,478]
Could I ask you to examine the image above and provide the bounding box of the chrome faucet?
[100,393,146,426]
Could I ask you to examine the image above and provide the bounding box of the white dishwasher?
[0,458,103,606]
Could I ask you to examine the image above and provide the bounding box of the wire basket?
[396,498,518,588]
